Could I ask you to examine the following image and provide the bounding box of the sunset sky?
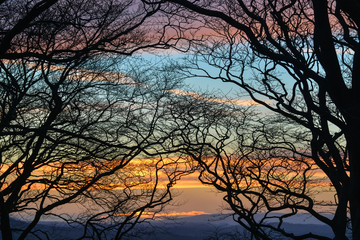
[2,1,357,239]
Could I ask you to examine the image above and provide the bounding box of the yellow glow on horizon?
[115,210,210,218]
[173,179,210,189]
[147,210,209,217]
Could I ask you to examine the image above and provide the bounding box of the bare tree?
[0,54,197,240]
[142,0,359,239]
[0,1,197,239]
[172,98,337,239]
[0,0,184,61]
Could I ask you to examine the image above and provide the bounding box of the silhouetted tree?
[173,99,336,239]
[0,55,197,240]
[0,0,181,62]
[147,0,358,239]
[0,1,195,239]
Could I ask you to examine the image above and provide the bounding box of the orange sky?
[2,155,335,218]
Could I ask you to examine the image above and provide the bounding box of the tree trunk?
[347,119,360,240]
[0,194,12,240]
[332,191,348,240]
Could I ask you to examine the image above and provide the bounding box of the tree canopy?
[2,0,360,239]
[147,0,360,239]
[0,1,195,239]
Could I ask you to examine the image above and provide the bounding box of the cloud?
[167,89,260,106]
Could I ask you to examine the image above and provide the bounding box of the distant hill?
[2,214,336,240]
